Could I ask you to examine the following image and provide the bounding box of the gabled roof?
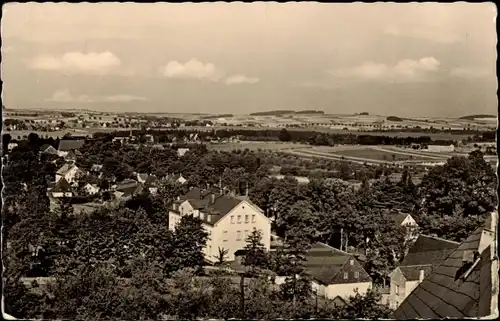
[58,139,85,151]
[394,212,498,319]
[391,212,411,225]
[400,234,459,267]
[174,187,252,226]
[56,164,78,176]
[305,242,372,285]
[137,173,149,181]
[40,144,57,153]
[117,183,143,197]
[52,178,72,193]
[398,265,433,281]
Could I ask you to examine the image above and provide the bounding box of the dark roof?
[175,187,250,225]
[400,234,459,267]
[58,139,85,151]
[398,264,433,281]
[40,144,53,151]
[118,183,144,197]
[52,178,72,192]
[391,212,410,225]
[305,243,372,285]
[394,212,497,319]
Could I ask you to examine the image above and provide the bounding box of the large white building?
[168,187,271,263]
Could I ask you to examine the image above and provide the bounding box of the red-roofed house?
[168,187,271,263]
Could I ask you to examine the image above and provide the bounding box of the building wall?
[211,200,271,262]
[405,280,420,297]
[389,268,408,310]
[62,167,80,183]
[325,282,372,300]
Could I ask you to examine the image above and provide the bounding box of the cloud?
[450,67,491,79]
[225,74,260,85]
[161,58,222,81]
[46,90,148,103]
[29,51,121,75]
[329,57,440,82]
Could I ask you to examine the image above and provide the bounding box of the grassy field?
[207,141,310,152]
[329,148,421,161]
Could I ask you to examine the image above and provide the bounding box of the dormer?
[454,250,480,281]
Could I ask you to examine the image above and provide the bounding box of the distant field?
[208,141,310,152]
[329,148,421,161]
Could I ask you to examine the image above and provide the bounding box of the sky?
[1,2,497,117]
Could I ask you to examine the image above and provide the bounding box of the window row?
[222,229,264,242]
[343,271,360,279]
[230,214,257,224]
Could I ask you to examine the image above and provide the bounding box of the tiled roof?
[305,243,372,285]
[400,234,459,267]
[398,265,433,281]
[175,187,250,226]
[394,212,498,319]
[58,139,85,151]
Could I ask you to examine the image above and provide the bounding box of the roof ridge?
[316,242,351,255]
[419,234,460,245]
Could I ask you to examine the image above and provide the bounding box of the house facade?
[305,243,373,300]
[168,187,271,263]
[83,183,100,195]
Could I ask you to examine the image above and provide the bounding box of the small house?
[55,164,81,183]
[389,234,460,309]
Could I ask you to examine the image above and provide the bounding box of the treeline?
[104,128,462,146]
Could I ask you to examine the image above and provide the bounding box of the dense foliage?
[2,132,496,319]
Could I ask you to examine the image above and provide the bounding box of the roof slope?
[305,242,371,285]
[394,212,498,319]
[400,234,459,267]
[56,164,77,176]
[398,265,433,281]
[173,187,248,226]
[52,178,72,192]
[58,139,85,151]
[391,212,410,225]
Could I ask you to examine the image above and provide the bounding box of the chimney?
[419,269,425,282]
[246,182,249,197]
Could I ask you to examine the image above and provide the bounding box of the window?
[237,215,242,224]
[223,230,228,242]
[395,285,400,295]
[354,271,359,278]
[343,272,348,279]
[245,230,248,238]
[350,259,354,265]
[237,231,241,241]
[252,215,256,223]
[245,215,249,223]
[231,216,234,224]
